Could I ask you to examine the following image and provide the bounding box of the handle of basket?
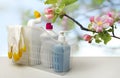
[27,18,41,27]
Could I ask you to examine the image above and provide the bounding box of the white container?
[24,26,45,65]
[40,23,58,68]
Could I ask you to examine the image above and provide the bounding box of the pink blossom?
[83,34,92,41]
[107,12,114,18]
[90,16,94,22]
[95,26,103,32]
[45,14,54,19]
[105,17,114,26]
[45,8,54,14]
[44,7,54,19]
[91,15,114,32]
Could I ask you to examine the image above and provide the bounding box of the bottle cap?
[46,23,53,30]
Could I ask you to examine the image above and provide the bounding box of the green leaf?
[53,4,65,22]
[107,29,113,32]
[94,35,102,43]
[52,14,59,23]
[93,0,104,5]
[95,39,102,43]
[61,0,77,6]
[45,0,57,4]
[98,31,111,44]
[59,14,64,19]
[55,4,65,14]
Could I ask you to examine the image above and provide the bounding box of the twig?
[112,25,115,36]
[112,36,120,39]
[111,25,120,39]
[64,14,93,32]
[63,14,120,39]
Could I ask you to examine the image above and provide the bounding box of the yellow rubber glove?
[8,52,12,59]
[8,46,13,59]
[21,46,26,52]
[19,49,22,57]
[13,53,20,62]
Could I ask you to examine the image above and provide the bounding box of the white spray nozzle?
[60,31,64,35]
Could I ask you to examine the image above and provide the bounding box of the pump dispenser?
[52,31,71,72]
[58,31,66,43]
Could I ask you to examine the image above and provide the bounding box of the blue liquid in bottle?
[53,31,70,72]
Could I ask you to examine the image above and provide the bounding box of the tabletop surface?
[0,57,120,78]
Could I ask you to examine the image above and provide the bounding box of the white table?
[0,57,120,78]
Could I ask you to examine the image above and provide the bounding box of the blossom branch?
[63,14,120,39]
[63,14,93,32]
[111,26,120,39]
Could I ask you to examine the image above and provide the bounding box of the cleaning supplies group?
[8,10,71,72]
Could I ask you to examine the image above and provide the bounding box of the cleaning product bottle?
[26,11,42,65]
[40,23,58,68]
[52,31,71,72]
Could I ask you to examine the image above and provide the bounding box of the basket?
[8,25,71,75]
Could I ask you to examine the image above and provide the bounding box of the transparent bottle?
[40,23,58,68]
[52,31,71,72]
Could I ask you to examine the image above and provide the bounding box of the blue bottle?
[53,31,70,72]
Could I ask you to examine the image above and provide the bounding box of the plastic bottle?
[27,17,42,65]
[40,23,58,68]
[52,31,71,72]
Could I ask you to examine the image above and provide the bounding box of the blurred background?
[1,0,120,57]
